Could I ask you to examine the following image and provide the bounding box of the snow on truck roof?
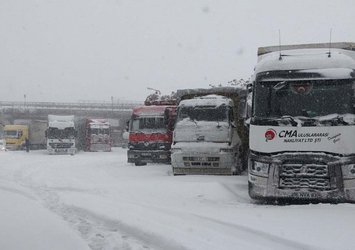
[48,115,74,122]
[257,42,355,56]
[255,42,355,80]
[4,124,28,130]
[176,86,246,103]
[179,95,233,107]
[132,105,175,117]
[87,119,110,129]
[255,49,355,79]
[87,118,109,124]
[48,115,75,128]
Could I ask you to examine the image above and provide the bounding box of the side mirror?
[122,131,129,140]
[247,83,253,93]
[125,120,130,132]
[244,118,251,128]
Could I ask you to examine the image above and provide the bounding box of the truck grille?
[281,164,328,177]
[279,162,332,190]
[280,177,330,189]
[182,156,220,167]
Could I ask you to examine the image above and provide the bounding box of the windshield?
[253,79,355,118]
[89,128,110,135]
[47,127,76,139]
[130,117,166,132]
[177,105,228,122]
[4,130,21,139]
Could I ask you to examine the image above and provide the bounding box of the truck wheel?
[233,157,243,175]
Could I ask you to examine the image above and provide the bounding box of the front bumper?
[127,150,171,164]
[248,152,355,203]
[47,147,76,155]
[171,151,237,175]
[88,143,111,152]
[6,144,21,150]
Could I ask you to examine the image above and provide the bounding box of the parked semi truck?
[3,119,47,150]
[46,115,77,155]
[171,87,248,175]
[248,42,355,202]
[78,118,112,152]
[127,93,176,166]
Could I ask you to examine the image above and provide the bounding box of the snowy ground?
[0,148,354,250]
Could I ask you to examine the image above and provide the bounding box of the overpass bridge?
[0,100,143,146]
[0,100,142,121]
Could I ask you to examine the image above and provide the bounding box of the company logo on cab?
[265,129,276,142]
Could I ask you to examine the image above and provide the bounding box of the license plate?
[55,149,67,152]
[141,153,151,156]
[290,192,320,199]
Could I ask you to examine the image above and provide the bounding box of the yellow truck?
[3,125,29,150]
[3,119,47,150]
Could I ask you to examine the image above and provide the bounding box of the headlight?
[342,164,355,178]
[220,148,234,153]
[250,160,269,177]
[171,148,182,153]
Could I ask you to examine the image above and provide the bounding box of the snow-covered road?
[0,148,354,250]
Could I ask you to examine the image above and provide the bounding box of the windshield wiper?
[319,115,349,126]
[253,116,301,126]
[273,81,287,91]
[278,116,299,126]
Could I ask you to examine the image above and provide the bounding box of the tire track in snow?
[0,185,37,200]
[219,182,252,204]
[33,187,188,250]
[115,201,321,250]
[9,158,319,250]
[67,206,188,250]
[193,214,321,250]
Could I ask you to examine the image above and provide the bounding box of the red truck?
[127,93,176,166]
[79,118,112,152]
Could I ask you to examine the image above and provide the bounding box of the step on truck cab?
[46,115,77,155]
[127,93,177,166]
[171,87,249,175]
[248,42,355,203]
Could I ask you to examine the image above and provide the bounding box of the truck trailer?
[248,42,355,203]
[46,115,77,155]
[171,87,249,175]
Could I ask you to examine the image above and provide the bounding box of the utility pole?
[24,94,27,110]
[111,96,114,118]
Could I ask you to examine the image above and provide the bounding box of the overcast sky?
[1,0,355,103]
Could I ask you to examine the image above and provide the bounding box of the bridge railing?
[0,101,143,111]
